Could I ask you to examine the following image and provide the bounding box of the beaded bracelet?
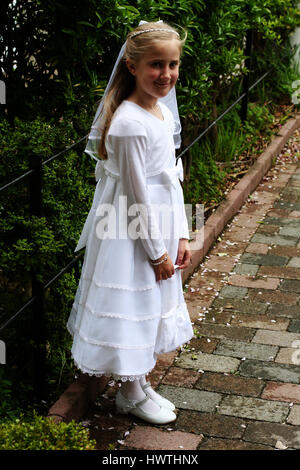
[150,254,168,266]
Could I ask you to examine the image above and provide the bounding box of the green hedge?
[0,412,96,450]
[0,115,96,411]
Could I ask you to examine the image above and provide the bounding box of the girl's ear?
[126,59,136,76]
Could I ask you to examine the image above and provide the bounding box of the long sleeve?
[107,120,167,261]
[177,183,190,239]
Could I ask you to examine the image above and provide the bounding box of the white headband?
[129,28,180,39]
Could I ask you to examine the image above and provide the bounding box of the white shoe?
[115,390,177,424]
[141,381,176,411]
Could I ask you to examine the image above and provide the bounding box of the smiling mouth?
[154,82,170,87]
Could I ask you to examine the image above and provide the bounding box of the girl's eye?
[151,62,179,68]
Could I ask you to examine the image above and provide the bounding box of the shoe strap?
[142,381,152,390]
[136,396,150,407]
[120,391,150,411]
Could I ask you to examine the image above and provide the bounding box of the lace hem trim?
[72,357,155,382]
[72,302,161,322]
[67,324,155,350]
[81,276,157,292]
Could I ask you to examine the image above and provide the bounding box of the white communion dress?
[67,100,194,381]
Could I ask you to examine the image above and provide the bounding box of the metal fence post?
[29,154,46,401]
[241,29,253,123]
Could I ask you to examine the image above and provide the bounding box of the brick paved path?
[83,130,300,451]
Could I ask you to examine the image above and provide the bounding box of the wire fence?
[0,29,292,399]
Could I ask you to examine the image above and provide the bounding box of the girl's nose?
[160,67,171,79]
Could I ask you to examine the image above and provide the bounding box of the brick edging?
[48,112,300,423]
[182,113,300,283]
[48,372,110,423]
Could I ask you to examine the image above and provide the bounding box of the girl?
[67,21,194,425]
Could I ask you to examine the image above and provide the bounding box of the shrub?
[0,412,97,450]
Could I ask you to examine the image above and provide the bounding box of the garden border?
[47,112,300,424]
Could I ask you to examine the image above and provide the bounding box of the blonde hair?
[98,22,187,159]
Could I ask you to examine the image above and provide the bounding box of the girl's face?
[127,39,181,102]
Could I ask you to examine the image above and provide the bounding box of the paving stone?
[230,314,289,331]
[267,303,300,319]
[228,274,280,290]
[248,288,300,305]
[175,410,245,438]
[251,190,279,205]
[239,252,289,266]
[275,347,300,365]
[201,255,237,273]
[279,279,300,293]
[185,296,214,322]
[148,351,178,388]
[240,203,269,216]
[214,339,278,361]
[245,243,269,254]
[198,436,272,450]
[239,358,300,384]
[156,385,222,412]
[243,421,300,448]
[196,371,264,397]
[193,323,255,342]
[210,241,248,256]
[287,257,300,268]
[234,214,265,229]
[188,272,223,291]
[233,263,259,275]
[212,297,268,314]
[263,216,300,227]
[287,405,300,425]
[274,200,300,211]
[262,382,300,403]
[184,295,214,320]
[161,367,199,388]
[281,186,300,198]
[218,395,290,422]
[278,193,300,204]
[288,319,300,333]
[257,224,280,234]
[121,426,203,450]
[204,310,232,325]
[258,265,300,280]
[176,351,240,373]
[279,226,300,238]
[267,209,291,218]
[290,210,300,217]
[88,413,132,450]
[252,329,300,347]
[221,226,255,242]
[269,245,300,257]
[251,232,298,246]
[188,336,219,354]
[219,285,248,299]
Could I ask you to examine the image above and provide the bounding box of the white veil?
[84,20,182,162]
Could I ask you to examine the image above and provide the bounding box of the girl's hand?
[151,252,175,282]
[175,238,191,270]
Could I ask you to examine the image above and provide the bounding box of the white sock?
[139,376,163,402]
[120,379,160,414]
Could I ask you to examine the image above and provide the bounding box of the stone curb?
[47,113,300,424]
